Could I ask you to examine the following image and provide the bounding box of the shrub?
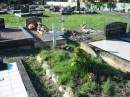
[102,78,112,95]
[107,2,116,11]
[79,81,98,94]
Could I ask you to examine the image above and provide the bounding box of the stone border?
[80,42,130,72]
[5,59,39,97]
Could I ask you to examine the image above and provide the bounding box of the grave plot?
[9,5,21,14]
[89,40,130,62]
[0,18,33,49]
[0,6,7,14]
[0,10,6,14]
[0,59,39,97]
[85,22,130,72]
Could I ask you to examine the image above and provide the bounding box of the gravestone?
[105,22,127,39]
[0,18,5,29]
[13,5,21,10]
[26,17,42,30]
[21,5,29,13]
[0,58,7,71]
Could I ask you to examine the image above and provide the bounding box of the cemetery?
[1,1,130,97]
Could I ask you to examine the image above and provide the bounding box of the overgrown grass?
[2,11,130,30]
[37,47,130,97]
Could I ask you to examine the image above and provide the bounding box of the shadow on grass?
[0,47,41,57]
[67,40,80,47]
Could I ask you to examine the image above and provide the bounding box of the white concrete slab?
[0,62,28,97]
[89,40,130,62]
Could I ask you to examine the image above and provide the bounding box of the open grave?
[0,18,33,49]
[0,59,39,97]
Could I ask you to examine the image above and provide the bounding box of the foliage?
[95,2,105,10]
[107,2,116,11]
[79,81,98,94]
[102,78,112,95]
[85,2,92,10]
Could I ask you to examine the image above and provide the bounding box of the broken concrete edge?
[80,42,97,57]
[5,59,39,97]
[80,42,130,73]
[99,51,130,72]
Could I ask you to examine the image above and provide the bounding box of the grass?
[36,47,130,97]
[4,46,130,97]
[1,11,130,30]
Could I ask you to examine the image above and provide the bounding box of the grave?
[0,18,33,49]
[26,17,65,48]
[21,5,29,13]
[0,59,7,71]
[105,22,127,39]
[0,59,39,97]
[0,10,6,14]
[9,5,21,14]
[29,5,45,13]
[14,5,43,17]
[0,18,5,29]
[85,22,130,72]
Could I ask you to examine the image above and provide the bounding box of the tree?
[96,2,104,11]
[107,2,116,11]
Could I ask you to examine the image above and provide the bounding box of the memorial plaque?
[26,17,41,30]
[0,18,5,29]
[105,22,127,39]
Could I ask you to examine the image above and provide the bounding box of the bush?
[102,78,112,95]
[107,2,116,11]
[79,81,98,94]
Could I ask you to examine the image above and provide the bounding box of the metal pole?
[61,15,65,32]
[52,22,56,48]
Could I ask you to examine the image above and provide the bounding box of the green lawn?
[1,11,130,30]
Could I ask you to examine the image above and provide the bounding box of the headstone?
[129,27,130,34]
[21,5,29,13]
[13,4,21,10]
[0,58,7,71]
[0,18,5,29]
[105,22,127,39]
[26,17,41,30]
